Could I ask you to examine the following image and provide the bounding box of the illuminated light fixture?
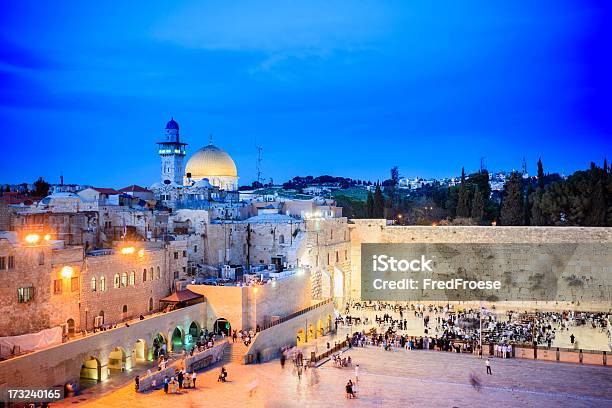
[137,249,145,258]
[432,223,438,227]
[271,279,277,287]
[253,287,259,293]
[120,246,135,255]
[61,266,74,279]
[296,268,305,276]
[44,234,51,241]
[25,233,40,244]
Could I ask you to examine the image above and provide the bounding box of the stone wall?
[0,303,206,392]
[0,241,81,336]
[245,300,335,362]
[348,221,612,309]
[187,272,312,333]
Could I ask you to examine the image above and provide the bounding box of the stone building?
[0,233,188,338]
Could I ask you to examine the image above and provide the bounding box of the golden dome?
[185,144,237,178]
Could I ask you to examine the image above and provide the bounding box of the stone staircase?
[222,341,249,364]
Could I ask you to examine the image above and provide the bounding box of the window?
[327,253,330,265]
[121,272,128,287]
[100,276,106,292]
[279,234,285,244]
[38,251,44,265]
[8,255,14,269]
[0,257,5,270]
[174,252,179,260]
[114,273,120,288]
[194,245,198,252]
[149,267,153,281]
[174,271,179,279]
[129,271,135,286]
[53,279,62,294]
[336,251,339,262]
[345,250,348,260]
[71,277,79,292]
[156,266,161,279]
[182,250,187,258]
[143,268,147,282]
[91,277,97,292]
[18,287,34,303]
[122,305,128,314]
[148,297,154,311]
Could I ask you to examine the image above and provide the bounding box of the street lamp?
[24,233,40,245]
[61,266,74,279]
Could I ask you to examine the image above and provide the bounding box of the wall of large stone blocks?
[188,273,312,333]
[203,221,304,268]
[80,245,178,330]
[0,303,205,392]
[0,241,81,336]
[303,218,352,299]
[348,221,612,309]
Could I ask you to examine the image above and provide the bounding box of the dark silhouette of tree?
[33,177,50,197]
[366,191,374,218]
[500,172,524,225]
[471,186,484,222]
[456,167,471,218]
[373,183,385,218]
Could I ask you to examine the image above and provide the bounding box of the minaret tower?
[157,118,187,183]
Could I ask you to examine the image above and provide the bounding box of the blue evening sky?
[0,1,610,187]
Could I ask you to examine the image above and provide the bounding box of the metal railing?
[259,298,333,332]
[311,339,349,363]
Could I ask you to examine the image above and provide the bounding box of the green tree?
[471,186,484,221]
[456,167,471,218]
[373,183,385,218]
[500,172,525,225]
[33,177,51,197]
[445,186,458,218]
[537,158,545,189]
[524,183,534,225]
[366,191,375,218]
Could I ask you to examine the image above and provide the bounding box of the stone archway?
[296,328,305,346]
[67,318,76,336]
[171,327,184,351]
[326,314,332,332]
[152,333,167,358]
[308,323,315,340]
[213,318,230,336]
[133,339,148,363]
[80,356,101,384]
[189,321,201,340]
[108,347,127,373]
[317,319,324,337]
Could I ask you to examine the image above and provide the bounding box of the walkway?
[57,344,612,407]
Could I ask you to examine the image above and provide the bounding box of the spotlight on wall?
[24,233,40,244]
[120,246,136,255]
[61,266,74,279]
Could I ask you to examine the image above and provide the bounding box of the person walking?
[192,371,197,388]
[485,358,492,375]
[354,364,360,384]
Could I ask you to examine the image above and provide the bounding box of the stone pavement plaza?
[55,345,612,408]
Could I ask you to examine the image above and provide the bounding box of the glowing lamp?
[253,287,259,293]
[137,249,145,258]
[120,246,135,255]
[297,268,305,276]
[25,234,40,244]
[44,234,51,241]
[61,266,74,279]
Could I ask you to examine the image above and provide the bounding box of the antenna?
[256,146,263,184]
[480,157,485,172]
